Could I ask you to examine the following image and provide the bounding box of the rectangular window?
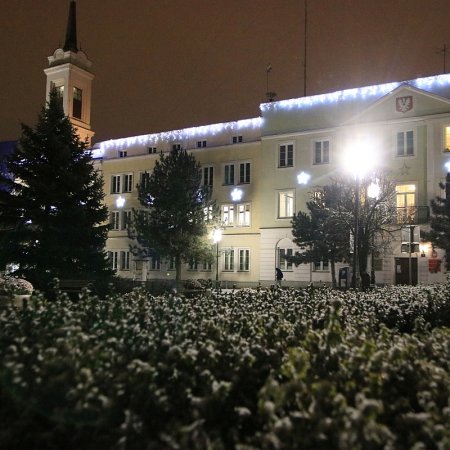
[148,146,157,154]
[396,184,416,223]
[111,175,121,194]
[197,140,207,148]
[237,203,251,226]
[279,143,294,167]
[203,166,214,187]
[232,135,243,144]
[150,257,161,271]
[123,174,133,193]
[444,126,450,152]
[222,204,235,226]
[73,87,82,119]
[313,140,330,164]
[188,259,198,271]
[313,260,329,272]
[278,248,293,271]
[224,164,235,185]
[201,260,212,271]
[172,143,181,151]
[110,211,120,230]
[119,151,127,158]
[239,249,250,271]
[223,249,234,271]
[278,190,294,218]
[120,251,131,270]
[239,162,251,184]
[140,172,150,190]
[121,210,132,230]
[396,130,414,156]
[109,251,119,270]
[167,257,176,271]
[53,84,64,108]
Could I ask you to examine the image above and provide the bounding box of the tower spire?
[63,1,78,52]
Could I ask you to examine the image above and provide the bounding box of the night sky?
[2,0,450,145]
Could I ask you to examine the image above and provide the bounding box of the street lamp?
[342,141,379,289]
[212,228,222,289]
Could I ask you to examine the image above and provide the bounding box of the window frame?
[278,190,295,219]
[238,248,250,272]
[312,139,330,165]
[223,248,235,272]
[278,143,294,168]
[395,129,415,157]
[202,165,214,187]
[278,248,293,271]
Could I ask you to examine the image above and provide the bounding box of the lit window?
[444,126,450,152]
[111,175,121,194]
[313,140,330,164]
[237,203,251,226]
[239,162,251,184]
[396,130,414,156]
[279,143,294,168]
[73,87,82,119]
[222,204,235,226]
[278,190,295,218]
[224,164,235,185]
[396,184,416,223]
[278,248,293,271]
[239,249,250,271]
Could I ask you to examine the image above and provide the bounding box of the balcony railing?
[395,206,430,225]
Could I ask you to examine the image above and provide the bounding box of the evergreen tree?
[129,147,215,283]
[424,173,450,267]
[0,90,111,291]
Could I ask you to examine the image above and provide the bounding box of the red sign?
[429,259,441,273]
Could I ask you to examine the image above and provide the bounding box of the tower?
[44,1,94,146]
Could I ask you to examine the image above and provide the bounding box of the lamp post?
[212,228,222,289]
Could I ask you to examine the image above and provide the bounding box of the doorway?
[394,257,418,285]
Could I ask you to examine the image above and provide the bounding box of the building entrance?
[394,257,418,285]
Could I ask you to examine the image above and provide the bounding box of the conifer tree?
[129,147,215,283]
[424,173,450,267]
[0,90,111,291]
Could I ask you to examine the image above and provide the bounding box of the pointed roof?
[63,1,78,52]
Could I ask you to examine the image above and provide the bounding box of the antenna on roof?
[436,44,449,74]
[265,63,277,102]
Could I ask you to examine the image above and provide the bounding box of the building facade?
[47,2,450,287]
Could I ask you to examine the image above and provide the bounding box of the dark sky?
[2,0,450,144]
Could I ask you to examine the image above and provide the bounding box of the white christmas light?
[116,196,126,208]
[231,188,243,202]
[297,171,311,185]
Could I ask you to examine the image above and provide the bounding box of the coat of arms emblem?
[396,96,413,113]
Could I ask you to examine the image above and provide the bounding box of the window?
[119,151,127,158]
[172,143,181,151]
[223,249,234,271]
[167,257,176,271]
[313,140,330,165]
[239,162,251,184]
[197,140,207,148]
[110,211,120,230]
[239,249,250,271]
[203,166,214,187]
[237,203,251,226]
[123,174,133,192]
[121,210,132,230]
[444,126,450,152]
[224,164,235,185]
[148,147,157,154]
[201,260,212,271]
[111,175,121,194]
[279,143,294,167]
[278,190,294,218]
[188,259,198,271]
[73,87,82,119]
[278,248,293,271]
[396,184,416,223]
[396,130,414,156]
[232,135,243,144]
[313,260,329,272]
[120,251,131,270]
[150,257,161,271]
[109,251,119,270]
[53,84,64,108]
[222,204,235,226]
[140,172,150,190]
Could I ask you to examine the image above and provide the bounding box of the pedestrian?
[275,267,283,286]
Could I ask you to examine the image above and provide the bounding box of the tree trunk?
[330,260,337,288]
[175,255,182,291]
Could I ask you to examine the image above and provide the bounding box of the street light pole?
[352,181,360,289]
[212,228,222,290]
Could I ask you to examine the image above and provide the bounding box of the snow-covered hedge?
[0,284,449,449]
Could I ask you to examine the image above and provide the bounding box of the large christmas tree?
[0,90,111,291]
